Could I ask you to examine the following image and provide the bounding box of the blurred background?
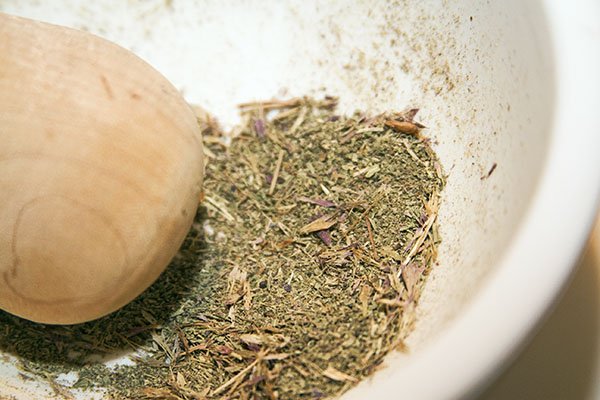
[481,214,600,399]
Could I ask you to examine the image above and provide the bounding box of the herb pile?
[0,97,444,399]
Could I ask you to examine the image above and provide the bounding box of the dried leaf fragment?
[240,334,263,347]
[315,229,332,246]
[176,372,187,387]
[358,285,373,317]
[299,215,337,234]
[141,387,180,399]
[264,353,290,361]
[226,265,249,306]
[353,164,380,178]
[377,298,404,307]
[385,120,422,136]
[238,98,303,111]
[268,150,285,195]
[402,262,425,298]
[481,162,497,180]
[297,196,336,208]
[322,366,358,383]
[380,246,402,261]
[365,164,380,178]
[404,108,420,122]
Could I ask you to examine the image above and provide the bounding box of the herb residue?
[0,97,444,399]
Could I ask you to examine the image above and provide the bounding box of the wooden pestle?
[0,13,204,324]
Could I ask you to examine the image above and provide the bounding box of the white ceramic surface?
[0,1,599,399]
[481,215,600,400]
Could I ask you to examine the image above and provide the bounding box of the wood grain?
[0,13,204,324]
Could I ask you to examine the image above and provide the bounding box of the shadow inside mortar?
[0,206,211,369]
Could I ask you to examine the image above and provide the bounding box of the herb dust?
[0,97,444,399]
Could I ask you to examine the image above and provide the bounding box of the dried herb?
[0,97,444,400]
[481,162,497,180]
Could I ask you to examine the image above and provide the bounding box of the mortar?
[0,1,599,399]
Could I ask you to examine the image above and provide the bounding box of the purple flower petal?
[253,118,266,138]
[316,230,332,246]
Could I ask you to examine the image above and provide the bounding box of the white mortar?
[1,1,599,399]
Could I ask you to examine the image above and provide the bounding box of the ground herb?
[0,97,444,399]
